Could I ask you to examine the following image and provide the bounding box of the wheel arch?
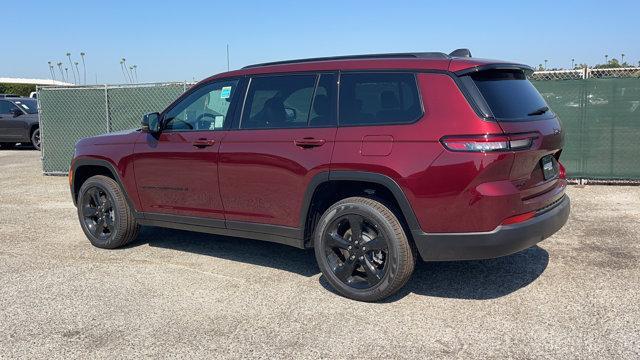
[300,171,421,247]
[71,158,138,217]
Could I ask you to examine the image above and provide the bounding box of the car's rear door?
[218,73,338,230]
[132,79,241,223]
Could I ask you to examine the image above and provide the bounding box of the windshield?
[13,99,38,114]
[470,69,549,120]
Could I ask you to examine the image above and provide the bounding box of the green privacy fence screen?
[38,77,640,179]
[38,83,187,174]
[532,77,640,180]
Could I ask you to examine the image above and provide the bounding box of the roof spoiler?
[454,63,535,76]
[449,48,472,58]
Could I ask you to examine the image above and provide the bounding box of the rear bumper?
[413,195,570,261]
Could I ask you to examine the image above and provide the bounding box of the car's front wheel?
[314,197,415,302]
[77,175,139,249]
[31,128,41,150]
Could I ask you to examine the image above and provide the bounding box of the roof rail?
[242,52,450,69]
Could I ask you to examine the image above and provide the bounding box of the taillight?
[558,161,566,179]
[441,133,538,152]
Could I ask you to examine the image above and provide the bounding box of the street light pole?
[80,52,86,85]
[66,53,77,84]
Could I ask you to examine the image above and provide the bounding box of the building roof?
[0,77,73,86]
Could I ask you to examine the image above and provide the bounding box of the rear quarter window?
[338,72,422,126]
[469,69,549,120]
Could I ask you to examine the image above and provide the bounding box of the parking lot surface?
[1,150,639,359]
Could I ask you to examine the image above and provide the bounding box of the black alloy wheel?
[81,186,116,241]
[324,214,389,289]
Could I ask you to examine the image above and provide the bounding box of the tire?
[30,128,41,150]
[77,175,139,249]
[314,197,415,302]
[0,143,16,149]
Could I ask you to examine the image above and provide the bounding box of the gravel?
[1,150,638,359]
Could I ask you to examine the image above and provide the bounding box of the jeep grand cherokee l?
[70,49,570,301]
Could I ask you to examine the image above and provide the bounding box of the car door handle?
[294,138,326,148]
[192,139,215,148]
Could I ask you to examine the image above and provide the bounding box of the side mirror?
[141,112,160,133]
[11,108,22,117]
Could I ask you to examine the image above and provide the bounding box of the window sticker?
[220,86,232,99]
[214,115,224,128]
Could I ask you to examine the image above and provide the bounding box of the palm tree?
[621,53,625,65]
[571,58,575,69]
[544,59,548,70]
[57,62,65,82]
[66,52,77,84]
[65,68,69,82]
[605,54,608,65]
[132,65,138,83]
[80,52,86,84]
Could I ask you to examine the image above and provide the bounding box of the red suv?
[70,49,570,301]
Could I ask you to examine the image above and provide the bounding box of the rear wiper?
[527,106,549,116]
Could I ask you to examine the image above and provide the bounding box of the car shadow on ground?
[129,226,549,301]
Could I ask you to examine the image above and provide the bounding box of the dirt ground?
[1,149,638,359]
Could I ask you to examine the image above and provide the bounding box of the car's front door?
[132,79,241,223]
[219,73,338,230]
[0,100,25,141]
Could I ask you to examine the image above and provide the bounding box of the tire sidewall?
[77,177,122,248]
[31,128,41,150]
[314,200,404,301]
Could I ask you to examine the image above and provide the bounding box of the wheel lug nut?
[362,247,366,251]
[350,255,355,260]
[359,256,364,260]
[348,246,352,250]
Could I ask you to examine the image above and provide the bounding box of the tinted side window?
[470,70,548,120]
[0,100,17,114]
[309,73,337,127]
[241,74,316,129]
[164,80,238,131]
[339,73,422,126]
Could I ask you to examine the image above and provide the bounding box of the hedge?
[0,83,37,97]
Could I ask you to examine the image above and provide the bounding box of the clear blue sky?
[4,0,639,84]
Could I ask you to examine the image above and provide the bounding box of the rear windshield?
[470,70,549,120]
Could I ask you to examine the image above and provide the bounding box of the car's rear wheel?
[77,175,139,249]
[314,197,415,302]
[31,128,41,150]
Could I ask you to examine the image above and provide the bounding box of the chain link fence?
[38,82,188,174]
[38,70,640,181]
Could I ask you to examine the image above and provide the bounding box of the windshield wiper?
[527,106,549,116]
